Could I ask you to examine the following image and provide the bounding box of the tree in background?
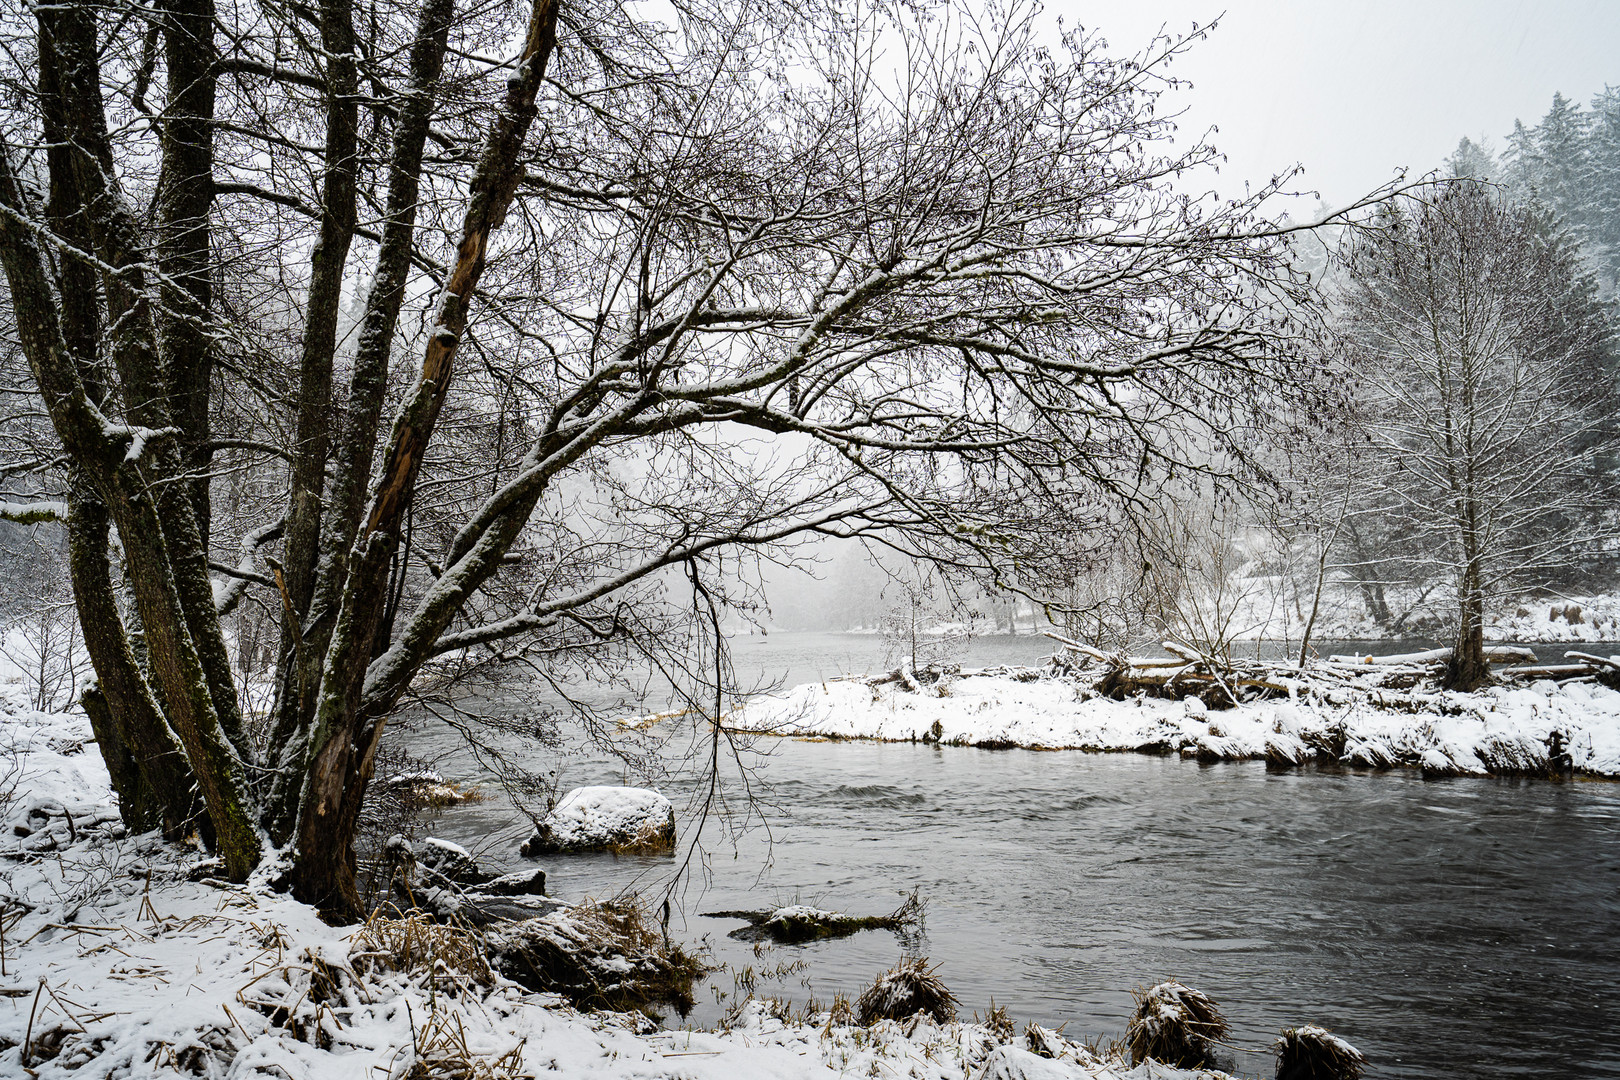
[1338,185,1618,689]
[1488,89,1620,287]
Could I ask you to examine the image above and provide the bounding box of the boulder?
[487,900,702,1011]
[520,786,675,855]
[481,868,548,896]
[418,837,490,884]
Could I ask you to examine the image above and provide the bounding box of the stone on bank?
[520,785,675,855]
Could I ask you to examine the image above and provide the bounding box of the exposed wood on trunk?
[263,0,456,846]
[290,0,561,919]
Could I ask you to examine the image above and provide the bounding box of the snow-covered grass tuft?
[855,957,958,1024]
[1274,1024,1368,1080]
[1125,980,1230,1069]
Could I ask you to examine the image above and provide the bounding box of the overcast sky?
[1065,0,1619,210]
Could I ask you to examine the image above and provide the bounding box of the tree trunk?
[268,0,362,801]
[156,0,218,535]
[1446,562,1490,691]
[262,0,454,844]
[288,0,562,920]
[67,481,199,838]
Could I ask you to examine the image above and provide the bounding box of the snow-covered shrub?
[854,958,957,1024]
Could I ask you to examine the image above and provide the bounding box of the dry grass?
[1274,1025,1368,1080]
[854,958,957,1025]
[1124,981,1229,1069]
[977,999,1013,1042]
[349,906,493,995]
[605,821,677,854]
[387,1006,525,1080]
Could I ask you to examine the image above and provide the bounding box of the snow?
[524,785,675,852]
[0,500,67,523]
[733,670,1620,776]
[0,680,1241,1080]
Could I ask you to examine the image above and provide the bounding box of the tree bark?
[156,0,219,535]
[263,0,454,844]
[269,0,362,790]
[289,0,561,919]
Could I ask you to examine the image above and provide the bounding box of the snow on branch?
[0,499,66,523]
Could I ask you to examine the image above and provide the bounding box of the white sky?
[1062,0,1620,210]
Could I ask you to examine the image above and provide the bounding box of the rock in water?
[418,836,490,884]
[520,786,675,855]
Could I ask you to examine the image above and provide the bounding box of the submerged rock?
[520,786,675,855]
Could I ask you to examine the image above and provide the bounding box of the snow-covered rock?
[520,785,675,855]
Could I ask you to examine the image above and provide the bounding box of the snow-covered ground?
[732,669,1620,777]
[0,697,1238,1080]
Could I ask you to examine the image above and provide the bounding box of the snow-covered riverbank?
[732,669,1620,778]
[0,704,1260,1080]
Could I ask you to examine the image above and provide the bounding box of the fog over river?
[404,633,1620,1079]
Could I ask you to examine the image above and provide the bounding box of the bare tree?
[1337,185,1618,688]
[0,0,1355,917]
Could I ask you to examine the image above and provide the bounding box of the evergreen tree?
[1446,136,1496,182]
[1533,92,1593,237]
[1586,86,1620,287]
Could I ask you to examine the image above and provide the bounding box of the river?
[406,632,1620,1079]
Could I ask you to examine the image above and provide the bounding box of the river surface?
[407,632,1620,1080]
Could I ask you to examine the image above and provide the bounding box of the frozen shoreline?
[731,669,1620,778]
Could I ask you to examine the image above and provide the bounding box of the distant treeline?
[1450,88,1620,286]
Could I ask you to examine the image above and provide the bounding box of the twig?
[22,978,44,1067]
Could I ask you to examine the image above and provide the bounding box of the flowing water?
[408,632,1620,1079]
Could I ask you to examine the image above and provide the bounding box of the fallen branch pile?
[1044,633,1620,705]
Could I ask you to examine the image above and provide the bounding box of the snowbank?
[732,670,1620,777]
[521,785,675,855]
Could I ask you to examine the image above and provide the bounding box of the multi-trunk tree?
[1,0,1343,918]
[1337,185,1618,689]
